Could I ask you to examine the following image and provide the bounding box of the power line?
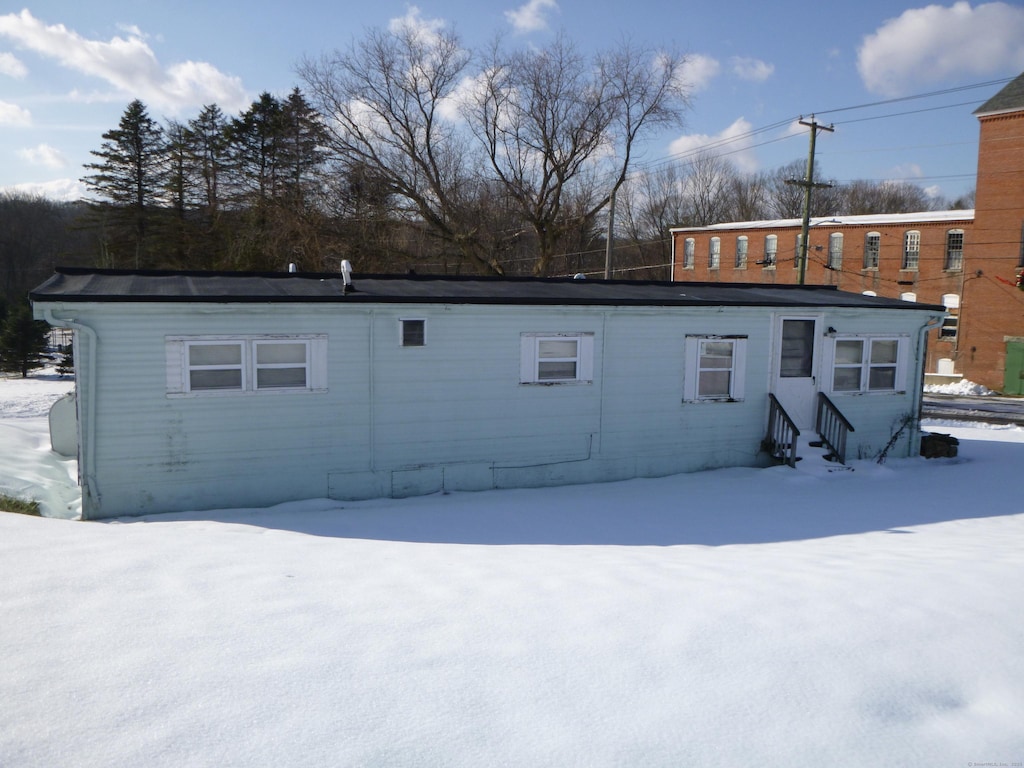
[809,78,1014,118]
[623,76,1015,188]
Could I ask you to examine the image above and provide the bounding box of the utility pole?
[787,116,834,285]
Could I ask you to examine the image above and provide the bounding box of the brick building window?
[863,232,881,270]
[763,235,777,268]
[944,229,964,271]
[709,237,721,270]
[735,236,748,269]
[828,233,843,270]
[902,230,920,270]
[683,238,695,269]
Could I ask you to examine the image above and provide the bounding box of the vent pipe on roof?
[340,259,353,293]
[288,263,297,273]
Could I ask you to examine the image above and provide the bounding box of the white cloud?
[858,1,1024,96]
[0,99,31,125]
[0,51,26,77]
[784,118,807,138]
[678,54,720,93]
[18,143,66,169]
[504,0,559,33]
[668,117,758,174]
[731,57,774,82]
[389,6,447,45]
[435,72,488,124]
[2,177,85,202]
[887,162,925,180]
[0,9,248,113]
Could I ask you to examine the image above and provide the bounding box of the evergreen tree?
[277,88,328,212]
[81,100,168,268]
[0,301,50,378]
[56,340,74,378]
[188,104,231,221]
[228,93,284,208]
[185,104,232,268]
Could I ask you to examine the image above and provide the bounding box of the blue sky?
[2,1,1024,203]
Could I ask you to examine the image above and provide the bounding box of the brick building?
[671,72,1024,394]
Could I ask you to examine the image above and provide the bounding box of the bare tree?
[949,187,975,210]
[839,179,932,215]
[680,151,737,226]
[766,159,841,219]
[619,163,688,240]
[766,159,808,219]
[299,23,504,274]
[465,35,689,275]
[614,164,688,278]
[725,170,771,222]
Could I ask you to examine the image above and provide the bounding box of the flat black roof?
[31,267,946,312]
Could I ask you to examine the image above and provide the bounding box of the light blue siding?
[36,300,939,518]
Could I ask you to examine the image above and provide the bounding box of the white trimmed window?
[684,335,747,402]
[902,230,920,270]
[863,232,881,269]
[735,236,748,269]
[829,336,907,393]
[945,229,964,271]
[400,318,426,347]
[763,235,777,268]
[253,340,311,389]
[683,238,695,269]
[709,237,721,269]
[827,233,843,270]
[167,335,327,396]
[186,341,245,391]
[520,333,595,384]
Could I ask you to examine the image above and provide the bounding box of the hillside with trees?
[0,23,971,310]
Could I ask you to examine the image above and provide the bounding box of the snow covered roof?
[670,209,974,234]
[31,267,946,312]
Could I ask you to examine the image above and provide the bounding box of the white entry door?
[773,316,821,430]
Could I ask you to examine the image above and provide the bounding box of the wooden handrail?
[765,393,800,467]
[815,392,855,465]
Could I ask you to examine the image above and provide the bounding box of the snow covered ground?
[2,371,1023,767]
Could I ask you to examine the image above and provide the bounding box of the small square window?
[520,333,594,384]
[537,339,579,381]
[401,319,426,347]
[254,341,309,390]
[684,336,747,401]
[187,342,244,392]
[698,340,733,397]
